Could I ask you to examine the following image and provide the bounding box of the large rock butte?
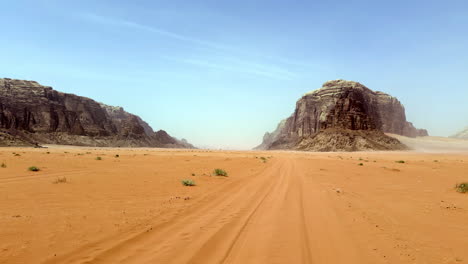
[256,80,428,151]
[0,78,194,148]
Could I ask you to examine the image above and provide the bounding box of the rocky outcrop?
[256,80,427,151]
[451,127,468,139]
[0,78,194,148]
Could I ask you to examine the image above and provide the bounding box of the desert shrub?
[395,160,405,164]
[181,179,196,186]
[96,157,102,160]
[28,166,40,172]
[53,177,67,184]
[358,163,364,166]
[1,163,6,168]
[46,152,50,154]
[214,168,228,177]
[191,173,196,176]
[14,153,21,156]
[455,183,468,193]
[115,154,119,158]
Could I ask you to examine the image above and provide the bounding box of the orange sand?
[1,147,467,263]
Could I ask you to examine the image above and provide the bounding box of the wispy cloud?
[160,56,298,80]
[79,13,306,80]
[80,13,233,51]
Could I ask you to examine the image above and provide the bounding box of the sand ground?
[0,147,467,264]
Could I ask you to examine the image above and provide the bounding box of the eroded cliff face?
[0,78,193,148]
[256,80,427,151]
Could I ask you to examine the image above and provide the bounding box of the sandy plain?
[0,146,467,264]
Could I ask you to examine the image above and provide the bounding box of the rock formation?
[256,80,428,151]
[451,127,468,139]
[0,78,194,148]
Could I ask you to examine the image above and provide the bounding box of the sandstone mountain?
[256,80,428,151]
[0,78,194,148]
[451,127,468,139]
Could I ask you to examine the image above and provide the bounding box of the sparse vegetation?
[191,173,196,176]
[455,183,468,193]
[14,153,21,156]
[434,160,439,162]
[1,162,6,168]
[53,177,67,184]
[96,157,102,160]
[28,166,40,172]
[358,163,364,166]
[181,179,196,186]
[260,157,267,163]
[115,154,119,158]
[214,168,228,176]
[395,160,405,164]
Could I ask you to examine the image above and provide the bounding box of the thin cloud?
[79,13,308,79]
[80,13,237,52]
[160,56,298,80]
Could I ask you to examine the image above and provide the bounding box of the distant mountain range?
[451,127,468,139]
[0,78,193,148]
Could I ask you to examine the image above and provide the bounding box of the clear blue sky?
[1,0,467,149]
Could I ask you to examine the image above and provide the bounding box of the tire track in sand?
[43,156,368,264]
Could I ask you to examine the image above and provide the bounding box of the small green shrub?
[181,179,196,186]
[214,168,228,177]
[1,163,6,168]
[395,160,405,164]
[53,177,67,184]
[28,166,40,172]
[96,157,102,160]
[455,183,468,193]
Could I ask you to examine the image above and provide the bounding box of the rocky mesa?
[0,78,194,148]
[256,80,428,151]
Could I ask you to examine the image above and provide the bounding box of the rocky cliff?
[256,80,427,151]
[0,78,194,148]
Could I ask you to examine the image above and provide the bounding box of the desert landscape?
[2,1,468,263]
[1,145,468,264]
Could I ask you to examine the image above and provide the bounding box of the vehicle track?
[43,157,365,264]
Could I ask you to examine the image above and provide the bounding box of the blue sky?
[1,0,467,149]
